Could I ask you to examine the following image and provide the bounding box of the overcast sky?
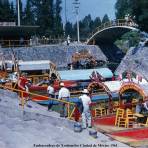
[13,0,116,24]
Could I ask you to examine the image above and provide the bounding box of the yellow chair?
[118,109,135,128]
[115,108,125,126]
[125,109,135,128]
[95,107,106,117]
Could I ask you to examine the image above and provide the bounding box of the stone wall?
[116,45,148,80]
[0,44,107,69]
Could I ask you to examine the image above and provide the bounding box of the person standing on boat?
[79,89,92,129]
[58,82,70,117]
[18,73,29,105]
[67,35,71,45]
[47,82,55,111]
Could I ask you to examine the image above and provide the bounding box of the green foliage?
[23,0,35,25]
[30,0,62,36]
[0,0,15,22]
[102,14,110,24]
[65,22,74,37]
[0,0,113,40]
[115,31,140,53]
[79,14,93,39]
[93,17,101,29]
[54,0,63,36]
[115,0,148,32]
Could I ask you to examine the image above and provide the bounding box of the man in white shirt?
[47,83,55,111]
[79,89,92,129]
[58,82,70,117]
[143,101,148,111]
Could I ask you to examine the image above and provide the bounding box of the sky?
[62,0,116,24]
[12,0,116,24]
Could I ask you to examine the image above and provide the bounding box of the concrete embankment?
[0,89,131,148]
[0,44,107,69]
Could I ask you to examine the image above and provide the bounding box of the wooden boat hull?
[29,80,78,92]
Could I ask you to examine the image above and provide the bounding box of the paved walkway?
[0,89,131,148]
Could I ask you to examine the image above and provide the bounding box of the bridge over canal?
[87,19,139,63]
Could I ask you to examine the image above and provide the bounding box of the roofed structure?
[0,22,39,47]
[119,81,148,101]
[58,68,113,81]
[0,26,39,38]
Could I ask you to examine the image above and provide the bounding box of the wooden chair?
[95,107,106,117]
[126,109,135,128]
[118,109,135,128]
[115,108,125,126]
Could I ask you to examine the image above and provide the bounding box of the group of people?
[18,73,92,129]
[135,99,148,114]
[135,99,148,124]
[47,82,92,129]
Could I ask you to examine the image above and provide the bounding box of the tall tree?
[80,14,93,39]
[65,21,73,37]
[102,14,110,24]
[133,0,148,32]
[115,0,148,32]
[30,0,55,36]
[115,0,131,19]
[10,2,16,22]
[54,0,63,37]
[92,16,102,30]
[0,0,14,22]
[23,0,35,25]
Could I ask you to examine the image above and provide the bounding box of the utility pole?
[17,0,20,26]
[73,0,80,43]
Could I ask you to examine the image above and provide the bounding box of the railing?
[0,38,87,48]
[0,38,65,48]
[89,19,138,40]
[0,84,76,120]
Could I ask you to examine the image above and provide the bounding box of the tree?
[92,16,102,31]
[23,0,35,25]
[134,0,148,32]
[65,21,73,38]
[30,0,55,36]
[80,14,93,39]
[102,14,110,24]
[115,0,148,32]
[10,2,16,22]
[115,0,132,19]
[54,0,63,37]
[0,0,15,22]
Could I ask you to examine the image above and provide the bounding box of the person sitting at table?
[136,99,143,114]
[136,99,148,124]
[143,101,148,112]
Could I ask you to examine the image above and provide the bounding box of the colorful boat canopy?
[119,81,148,100]
[18,60,52,71]
[103,81,122,92]
[58,68,113,81]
